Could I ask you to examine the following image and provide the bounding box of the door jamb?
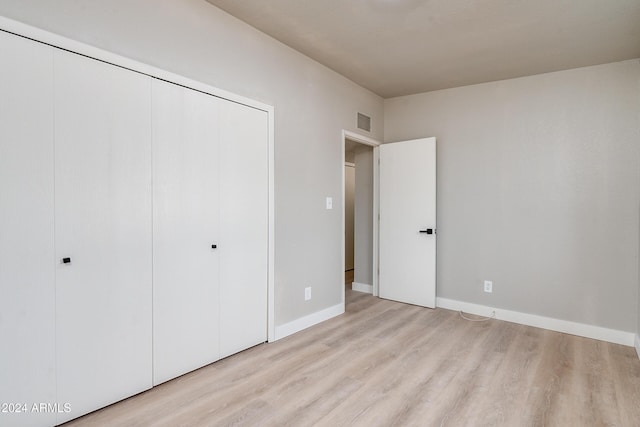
[341,130,381,309]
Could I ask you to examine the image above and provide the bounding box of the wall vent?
[357,112,371,132]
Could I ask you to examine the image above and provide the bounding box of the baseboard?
[352,282,373,294]
[274,303,344,341]
[436,297,635,347]
[635,334,640,360]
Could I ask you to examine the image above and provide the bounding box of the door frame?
[341,130,381,308]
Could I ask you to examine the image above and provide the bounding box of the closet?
[153,80,268,384]
[0,24,269,426]
[217,99,268,359]
[0,29,57,427]
[152,79,222,385]
[54,49,154,424]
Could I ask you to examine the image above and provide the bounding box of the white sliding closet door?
[219,101,268,358]
[152,80,221,385]
[0,31,56,427]
[54,51,153,424]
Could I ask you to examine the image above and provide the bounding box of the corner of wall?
[635,333,640,360]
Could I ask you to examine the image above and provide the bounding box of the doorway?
[345,161,355,287]
[341,130,381,308]
[341,131,437,310]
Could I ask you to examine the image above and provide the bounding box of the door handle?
[62,257,71,264]
[211,244,217,249]
[419,229,435,235]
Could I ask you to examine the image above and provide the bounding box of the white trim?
[372,147,380,297]
[352,282,373,294]
[274,303,344,341]
[267,102,276,343]
[341,135,346,311]
[635,334,640,360]
[436,298,636,347]
[0,16,277,345]
[344,130,381,147]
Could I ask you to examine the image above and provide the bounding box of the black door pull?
[211,244,217,249]
[62,257,71,264]
[419,229,435,235]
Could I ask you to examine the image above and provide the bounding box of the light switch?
[326,197,333,209]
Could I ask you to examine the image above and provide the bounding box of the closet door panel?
[54,50,153,424]
[0,31,56,427]
[152,80,221,385]
[219,102,268,358]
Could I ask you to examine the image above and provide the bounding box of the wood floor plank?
[472,324,543,426]
[608,343,640,426]
[64,289,640,427]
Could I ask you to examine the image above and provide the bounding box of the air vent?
[357,112,371,132]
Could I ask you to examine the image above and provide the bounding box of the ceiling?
[205,0,640,98]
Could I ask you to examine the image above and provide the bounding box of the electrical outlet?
[305,287,312,301]
[484,280,493,293]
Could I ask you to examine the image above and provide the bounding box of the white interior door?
[219,101,268,358]
[152,79,221,385]
[378,137,436,308]
[0,31,56,427]
[54,50,153,424]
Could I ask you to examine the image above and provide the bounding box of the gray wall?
[354,147,374,286]
[385,60,640,332]
[0,0,384,326]
[345,164,355,271]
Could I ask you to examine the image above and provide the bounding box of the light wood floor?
[65,289,640,427]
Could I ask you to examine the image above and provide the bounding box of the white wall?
[0,0,383,327]
[345,165,355,271]
[354,148,374,286]
[385,60,640,332]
